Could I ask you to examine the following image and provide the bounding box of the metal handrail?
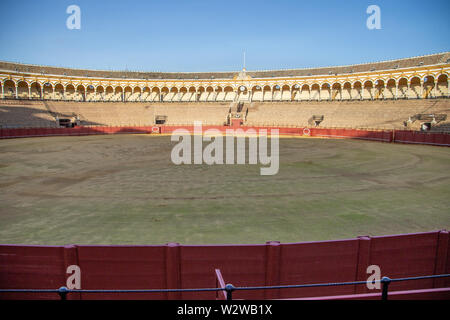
[0,273,448,301]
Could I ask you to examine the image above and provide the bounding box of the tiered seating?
[430,121,450,133]
[245,99,450,130]
[0,101,57,128]
[45,102,155,126]
[152,103,230,125]
[44,102,230,126]
[2,99,449,132]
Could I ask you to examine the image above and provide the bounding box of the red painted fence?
[0,231,449,300]
[394,130,450,146]
[1,125,449,147]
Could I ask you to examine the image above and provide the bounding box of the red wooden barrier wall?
[393,130,450,146]
[298,287,450,300]
[1,125,449,147]
[2,126,448,146]
[0,231,448,300]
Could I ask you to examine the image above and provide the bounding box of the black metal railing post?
[381,277,391,301]
[58,286,69,300]
[225,284,235,301]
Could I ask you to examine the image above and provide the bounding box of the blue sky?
[0,0,449,72]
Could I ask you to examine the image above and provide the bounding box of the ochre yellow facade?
[1,54,449,103]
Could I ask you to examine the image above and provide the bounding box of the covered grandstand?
[0,53,450,134]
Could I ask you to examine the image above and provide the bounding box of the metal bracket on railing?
[381,277,391,301]
[225,284,235,301]
[58,286,69,300]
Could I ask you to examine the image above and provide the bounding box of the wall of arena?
[1,125,450,147]
[1,99,450,132]
[0,231,449,300]
[1,53,450,134]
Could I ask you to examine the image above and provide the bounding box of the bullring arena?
[0,53,449,300]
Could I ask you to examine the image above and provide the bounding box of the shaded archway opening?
[17,81,29,99]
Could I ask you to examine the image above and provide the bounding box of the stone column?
[447,80,450,98]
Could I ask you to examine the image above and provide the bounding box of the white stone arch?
[123,85,132,102]
[104,85,114,101]
[298,83,310,101]
[436,73,449,97]
[160,86,170,102]
[75,83,86,101]
[140,86,150,102]
[397,77,409,99]
[310,83,320,101]
[280,84,291,101]
[270,84,281,101]
[168,86,179,102]
[291,82,302,101]
[409,76,422,99]
[150,86,161,102]
[53,83,65,100]
[177,86,187,102]
[362,80,374,100]
[385,78,396,99]
[94,85,105,101]
[331,82,342,100]
[374,79,386,99]
[423,75,436,98]
[261,85,271,101]
[64,83,76,100]
[16,80,29,99]
[352,81,363,100]
[29,81,42,99]
[3,79,17,99]
[129,86,141,102]
[195,86,205,102]
[320,82,331,100]
[223,85,235,102]
[204,86,214,102]
[251,84,263,102]
[85,84,96,101]
[342,81,352,100]
[41,82,52,100]
[114,85,124,102]
[186,86,196,102]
